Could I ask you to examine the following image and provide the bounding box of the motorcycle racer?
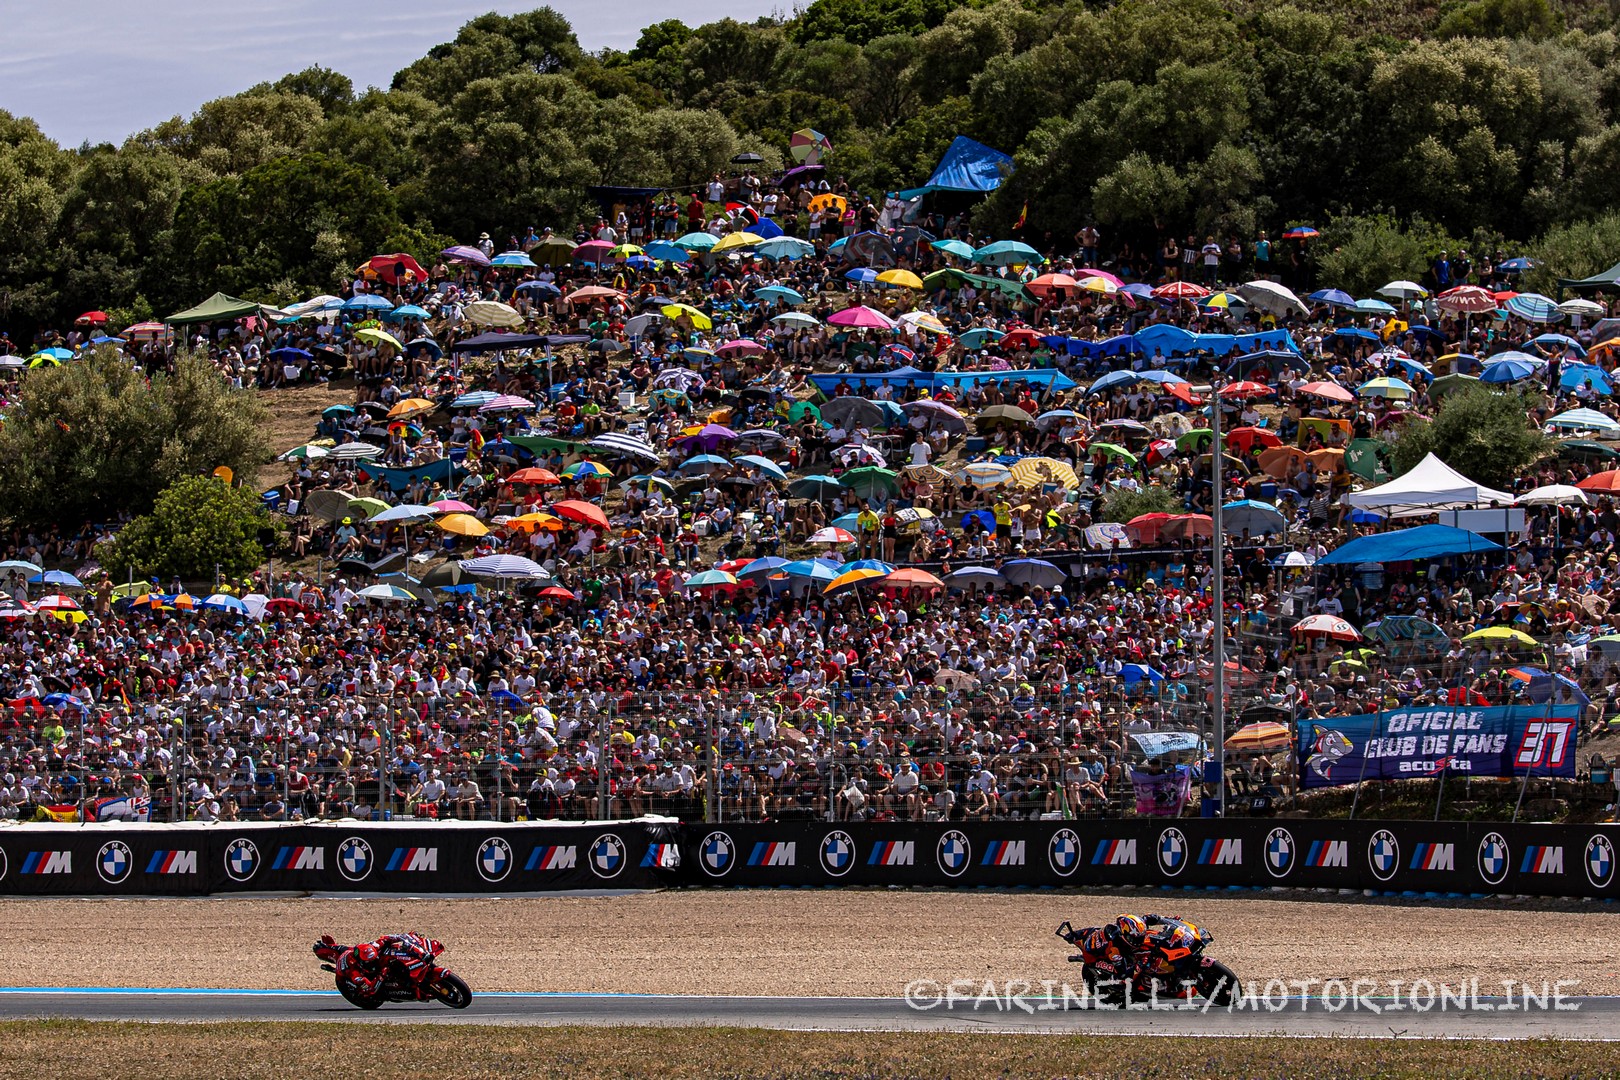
[316,933,440,997]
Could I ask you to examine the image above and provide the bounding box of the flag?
[1014,201,1028,230]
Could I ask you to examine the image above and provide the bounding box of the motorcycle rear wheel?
[426,971,473,1010]
[1082,964,1127,1008]
[1195,961,1242,1007]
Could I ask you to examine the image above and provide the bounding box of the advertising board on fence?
[0,818,1615,900]
[1296,705,1582,789]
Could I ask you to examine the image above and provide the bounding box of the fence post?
[598,697,611,820]
[706,705,718,824]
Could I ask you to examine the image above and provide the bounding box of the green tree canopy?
[97,474,275,585]
[1387,386,1552,491]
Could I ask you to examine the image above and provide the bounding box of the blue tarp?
[809,366,1075,396]
[1315,524,1502,565]
[1055,329,1297,360]
[893,136,1015,199]
[361,458,463,494]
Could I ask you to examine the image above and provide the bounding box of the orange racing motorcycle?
[1057,915,1242,1007]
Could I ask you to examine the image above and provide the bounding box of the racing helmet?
[1113,914,1148,949]
[353,942,381,968]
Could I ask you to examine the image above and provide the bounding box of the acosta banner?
[1296,705,1582,789]
[672,820,1620,899]
[0,821,677,896]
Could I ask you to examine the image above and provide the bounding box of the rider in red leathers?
[318,933,440,998]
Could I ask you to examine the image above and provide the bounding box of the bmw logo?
[1585,834,1616,890]
[97,841,133,884]
[1477,832,1510,887]
[477,837,513,883]
[1368,830,1400,882]
[1048,828,1081,877]
[337,836,373,882]
[1158,827,1188,877]
[589,834,626,880]
[224,838,260,883]
[937,830,971,877]
[820,830,855,877]
[699,831,735,878]
[1264,827,1295,880]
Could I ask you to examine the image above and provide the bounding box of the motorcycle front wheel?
[426,971,473,1010]
[1082,964,1127,1008]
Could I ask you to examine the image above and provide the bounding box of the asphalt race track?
[0,989,1615,1038]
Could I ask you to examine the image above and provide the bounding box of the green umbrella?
[1089,442,1138,464]
[347,497,391,520]
[420,562,473,589]
[840,466,901,500]
[1428,373,1479,403]
[1560,440,1620,461]
[1176,429,1215,452]
[788,401,822,425]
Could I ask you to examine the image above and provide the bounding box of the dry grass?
[0,1021,1608,1079]
[257,378,358,488]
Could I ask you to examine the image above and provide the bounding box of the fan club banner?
[1297,705,1582,790]
[0,820,1614,899]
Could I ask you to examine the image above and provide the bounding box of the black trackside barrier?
[675,820,1620,899]
[0,820,679,896]
[2,819,1616,899]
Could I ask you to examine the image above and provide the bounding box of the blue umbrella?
[452,390,499,408]
[1308,289,1354,306]
[386,304,432,321]
[1480,354,1544,383]
[29,569,83,588]
[831,511,861,531]
[999,558,1066,587]
[645,241,690,262]
[734,454,788,481]
[678,453,731,472]
[489,689,527,709]
[625,255,655,270]
[42,693,88,713]
[1138,369,1189,385]
[1121,664,1165,685]
[1221,499,1286,536]
[406,338,444,359]
[1504,293,1558,322]
[972,240,1043,266]
[269,347,312,360]
[342,294,393,311]
[737,556,789,581]
[931,239,975,259]
[1088,369,1144,394]
[1559,363,1612,394]
[322,403,355,417]
[1122,282,1155,298]
[1390,356,1432,379]
[201,593,250,614]
[959,509,997,532]
[845,267,876,284]
[1353,297,1396,314]
[514,280,563,296]
[959,328,1004,349]
[781,559,839,583]
[491,251,536,267]
[1527,332,1585,356]
[1499,256,1536,272]
[755,285,806,305]
[1225,349,1309,377]
[1331,327,1380,342]
[848,559,896,574]
[755,237,815,260]
[788,475,841,499]
[945,565,1005,588]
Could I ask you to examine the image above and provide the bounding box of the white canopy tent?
[1341,452,1513,516]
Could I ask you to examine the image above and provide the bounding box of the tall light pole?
[1206,378,1226,817]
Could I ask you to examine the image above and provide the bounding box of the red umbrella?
[1292,614,1361,641]
[884,568,944,591]
[1435,285,1497,315]
[1161,513,1213,540]
[76,310,109,325]
[1298,381,1354,403]
[506,467,562,486]
[537,586,577,601]
[1151,281,1210,299]
[264,598,306,614]
[998,328,1043,351]
[1577,470,1620,491]
[551,499,609,529]
[1226,427,1283,454]
[360,254,426,284]
[1218,381,1275,399]
[1027,273,1080,297]
[1167,383,1202,405]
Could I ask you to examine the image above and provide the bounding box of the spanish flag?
[1014,201,1028,230]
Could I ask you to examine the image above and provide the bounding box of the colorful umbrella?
[790,127,832,164]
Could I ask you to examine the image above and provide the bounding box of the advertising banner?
[1296,705,1581,789]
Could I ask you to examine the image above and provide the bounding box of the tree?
[97,475,275,585]
[0,349,269,526]
[1313,214,1456,298]
[1387,385,1551,490]
[1097,486,1182,524]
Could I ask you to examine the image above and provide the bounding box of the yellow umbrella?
[355,327,403,351]
[877,269,924,290]
[1008,457,1079,489]
[506,512,566,533]
[436,513,489,537]
[899,311,948,334]
[824,567,891,596]
[610,243,644,257]
[808,193,847,214]
[1077,276,1118,294]
[712,232,763,253]
[387,398,436,419]
[1461,626,1540,647]
[661,303,713,330]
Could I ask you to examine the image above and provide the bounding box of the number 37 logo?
[1515,720,1575,769]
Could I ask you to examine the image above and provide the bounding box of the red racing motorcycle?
[313,935,473,1010]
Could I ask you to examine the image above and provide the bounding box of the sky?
[0,1,777,147]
